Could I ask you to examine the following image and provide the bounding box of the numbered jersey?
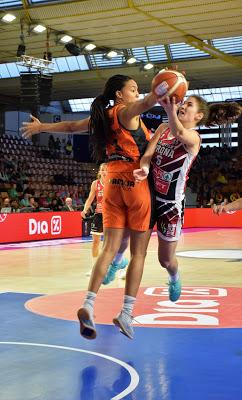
[95,179,104,214]
[151,127,199,202]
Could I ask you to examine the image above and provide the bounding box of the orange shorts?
[102,161,151,231]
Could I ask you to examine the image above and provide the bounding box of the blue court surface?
[0,291,242,400]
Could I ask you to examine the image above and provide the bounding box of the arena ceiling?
[0,0,242,104]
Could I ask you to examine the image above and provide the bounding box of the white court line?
[176,249,242,259]
[0,341,139,400]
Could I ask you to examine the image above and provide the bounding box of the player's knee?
[158,257,171,269]
[130,250,147,259]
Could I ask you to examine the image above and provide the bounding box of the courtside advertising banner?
[0,211,82,243]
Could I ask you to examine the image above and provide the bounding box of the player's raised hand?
[20,114,41,139]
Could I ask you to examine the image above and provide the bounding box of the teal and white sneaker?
[113,310,134,339]
[102,257,128,285]
[168,278,182,302]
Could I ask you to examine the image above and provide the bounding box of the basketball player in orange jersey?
[81,163,129,281]
[21,74,158,340]
[77,74,158,340]
[134,95,241,302]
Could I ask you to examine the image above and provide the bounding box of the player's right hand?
[20,114,41,139]
[212,204,227,215]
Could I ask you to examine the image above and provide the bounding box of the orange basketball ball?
[152,69,188,103]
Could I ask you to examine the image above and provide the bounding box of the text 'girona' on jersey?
[151,128,198,202]
[106,105,150,162]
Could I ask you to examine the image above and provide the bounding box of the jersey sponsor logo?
[109,178,135,188]
[27,287,242,329]
[155,169,172,182]
[155,179,170,195]
[154,168,173,195]
[160,222,176,237]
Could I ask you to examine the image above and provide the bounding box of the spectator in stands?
[1,197,12,213]
[62,197,76,211]
[29,197,38,210]
[50,198,61,211]
[0,169,9,183]
[10,199,21,213]
[65,139,73,156]
[53,192,64,210]
[38,191,49,208]
[20,193,31,207]
[8,183,18,199]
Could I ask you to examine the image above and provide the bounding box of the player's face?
[177,96,201,124]
[99,164,107,179]
[118,80,140,104]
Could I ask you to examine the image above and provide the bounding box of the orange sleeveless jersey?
[106,104,150,166]
[102,104,153,231]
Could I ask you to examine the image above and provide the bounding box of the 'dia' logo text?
[29,216,62,235]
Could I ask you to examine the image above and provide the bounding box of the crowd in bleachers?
[0,133,241,213]
[0,134,97,213]
[187,145,242,207]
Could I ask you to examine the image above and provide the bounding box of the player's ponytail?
[206,102,241,126]
[191,95,241,127]
[89,74,132,162]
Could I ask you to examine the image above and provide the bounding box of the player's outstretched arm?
[21,115,90,139]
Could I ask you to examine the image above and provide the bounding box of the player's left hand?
[133,167,149,182]
[158,96,178,114]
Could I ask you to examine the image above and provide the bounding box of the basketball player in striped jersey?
[82,163,129,281]
[134,95,241,302]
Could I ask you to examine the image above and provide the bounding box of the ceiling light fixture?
[143,62,154,70]
[33,24,46,33]
[84,43,96,51]
[106,50,118,58]
[1,13,16,23]
[60,35,73,43]
[126,57,137,64]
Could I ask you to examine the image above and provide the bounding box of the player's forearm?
[123,93,157,120]
[140,154,152,171]
[39,119,89,134]
[167,110,184,138]
[83,201,92,213]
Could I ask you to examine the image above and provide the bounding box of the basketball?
[152,69,188,103]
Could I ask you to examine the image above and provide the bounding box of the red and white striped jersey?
[151,127,199,202]
[95,179,104,214]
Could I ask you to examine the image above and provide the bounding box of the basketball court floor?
[0,227,242,400]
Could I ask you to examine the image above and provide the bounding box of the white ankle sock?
[112,253,124,265]
[169,271,180,283]
[83,291,96,316]
[122,295,136,316]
